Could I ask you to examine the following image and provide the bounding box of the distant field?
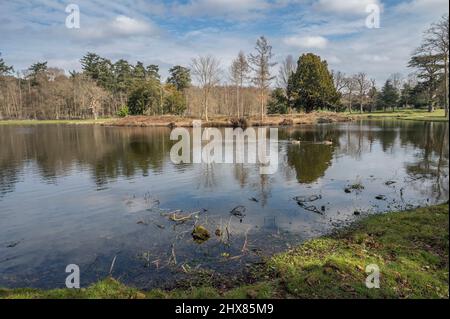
[348,109,448,122]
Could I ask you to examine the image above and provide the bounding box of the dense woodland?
[0,15,448,120]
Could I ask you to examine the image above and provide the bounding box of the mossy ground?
[1,204,448,299]
[349,109,448,122]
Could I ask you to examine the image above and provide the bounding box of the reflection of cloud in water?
[0,120,448,289]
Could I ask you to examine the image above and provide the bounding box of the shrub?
[116,105,129,117]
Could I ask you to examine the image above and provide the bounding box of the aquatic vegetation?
[230,206,246,218]
[345,183,365,193]
[191,226,211,244]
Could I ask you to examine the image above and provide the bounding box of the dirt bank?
[103,112,353,128]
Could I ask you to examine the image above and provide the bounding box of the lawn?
[348,109,448,122]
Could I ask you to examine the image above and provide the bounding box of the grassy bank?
[349,109,448,122]
[0,118,114,126]
[0,110,447,127]
[1,204,448,299]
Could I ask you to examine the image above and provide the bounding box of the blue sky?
[0,0,448,85]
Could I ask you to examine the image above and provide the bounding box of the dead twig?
[109,255,117,276]
[241,227,251,253]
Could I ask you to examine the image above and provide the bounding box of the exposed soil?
[103,112,353,128]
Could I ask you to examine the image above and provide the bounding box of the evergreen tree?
[27,61,48,85]
[80,52,113,89]
[399,82,414,108]
[0,55,14,76]
[133,61,147,80]
[267,88,288,114]
[127,80,160,115]
[408,52,444,112]
[167,66,191,91]
[289,53,339,112]
[378,80,400,111]
[146,65,160,81]
[163,86,187,115]
[113,59,133,94]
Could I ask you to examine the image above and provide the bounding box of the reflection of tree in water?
[196,163,217,189]
[372,121,399,152]
[400,122,449,201]
[280,126,341,184]
[0,167,19,199]
[287,144,333,184]
[1,122,448,200]
[233,164,249,188]
[92,131,174,186]
[257,173,272,207]
[0,125,174,188]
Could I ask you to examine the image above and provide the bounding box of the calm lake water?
[0,120,448,289]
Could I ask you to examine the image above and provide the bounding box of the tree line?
[267,14,448,117]
[0,15,447,120]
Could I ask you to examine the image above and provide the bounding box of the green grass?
[0,118,114,125]
[1,204,448,299]
[348,109,448,122]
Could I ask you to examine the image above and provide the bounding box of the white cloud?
[314,0,381,15]
[283,35,328,49]
[111,16,153,35]
[362,54,390,62]
[74,15,159,41]
[172,0,270,18]
[1,0,449,86]
[394,0,448,15]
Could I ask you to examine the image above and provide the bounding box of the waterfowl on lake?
[289,138,301,145]
[323,140,333,145]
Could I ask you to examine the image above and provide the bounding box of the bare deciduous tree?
[332,70,346,94]
[191,55,222,121]
[248,36,276,121]
[229,51,249,118]
[277,55,296,90]
[389,73,403,92]
[343,76,357,113]
[355,72,371,113]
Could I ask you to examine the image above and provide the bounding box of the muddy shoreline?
[1,204,447,299]
[103,112,353,128]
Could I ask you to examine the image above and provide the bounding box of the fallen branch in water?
[109,255,117,276]
[241,227,251,253]
[170,244,177,265]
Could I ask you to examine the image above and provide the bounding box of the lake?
[0,120,448,289]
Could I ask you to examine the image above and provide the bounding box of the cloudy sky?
[0,0,448,85]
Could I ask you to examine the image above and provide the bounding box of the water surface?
[0,120,448,289]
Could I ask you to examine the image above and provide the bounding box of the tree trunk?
[360,95,363,114]
[445,55,449,118]
[260,89,264,122]
[236,85,240,118]
[428,89,435,112]
[204,90,209,122]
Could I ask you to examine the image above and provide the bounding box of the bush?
[128,81,160,115]
[230,117,249,128]
[163,89,186,115]
[267,88,288,114]
[116,105,129,117]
